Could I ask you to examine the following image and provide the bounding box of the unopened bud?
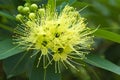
[16,14,23,21]
[38,8,45,16]
[29,13,36,20]
[17,6,23,13]
[30,4,38,11]
[22,7,30,14]
[24,3,30,7]
[26,21,33,27]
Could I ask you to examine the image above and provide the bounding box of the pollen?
[14,3,95,72]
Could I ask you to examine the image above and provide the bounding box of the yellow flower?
[14,3,95,73]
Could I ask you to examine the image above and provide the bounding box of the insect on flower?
[14,2,96,73]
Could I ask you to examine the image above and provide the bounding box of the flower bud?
[17,6,23,13]
[30,4,38,11]
[24,3,30,7]
[29,13,36,20]
[22,7,30,14]
[16,14,23,21]
[38,8,45,16]
[26,21,33,27]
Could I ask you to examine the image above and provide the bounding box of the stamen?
[68,58,84,66]
[44,59,53,69]
[78,5,88,12]
[70,45,84,57]
[65,60,79,71]
[43,55,46,68]
[61,61,68,69]
[55,38,64,48]
[68,55,81,59]
[46,54,51,64]
[37,54,42,67]
[30,50,40,58]
[58,61,61,73]
[55,61,57,73]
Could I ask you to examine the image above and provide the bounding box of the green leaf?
[46,65,61,80]
[94,29,120,43]
[30,61,61,80]
[0,38,24,60]
[3,52,34,78]
[0,11,15,20]
[84,54,120,75]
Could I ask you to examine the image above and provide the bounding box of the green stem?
[44,69,46,80]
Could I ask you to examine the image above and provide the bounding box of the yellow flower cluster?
[14,3,95,73]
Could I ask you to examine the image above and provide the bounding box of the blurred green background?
[0,0,120,80]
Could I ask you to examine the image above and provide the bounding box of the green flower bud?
[26,21,34,27]
[17,6,23,13]
[30,4,38,11]
[24,3,30,7]
[29,13,36,20]
[16,14,23,21]
[22,7,30,14]
[26,21,31,26]
[38,8,45,16]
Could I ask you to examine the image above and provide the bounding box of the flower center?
[42,41,47,47]
[55,33,60,38]
[58,48,64,53]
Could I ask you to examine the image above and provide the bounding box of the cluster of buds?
[16,3,38,21]
[14,3,95,73]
